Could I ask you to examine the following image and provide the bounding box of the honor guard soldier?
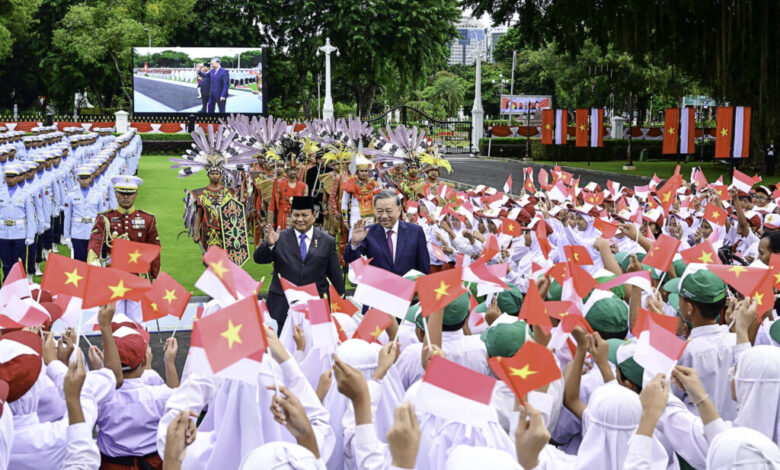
[87,175,160,322]
[63,166,105,261]
[0,165,35,282]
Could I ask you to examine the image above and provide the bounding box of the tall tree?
[0,0,43,60]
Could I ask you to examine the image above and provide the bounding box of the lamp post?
[491,74,508,122]
[317,37,339,120]
[471,53,484,156]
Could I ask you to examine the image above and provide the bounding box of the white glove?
[25,239,33,246]
[65,238,72,249]
[44,224,51,230]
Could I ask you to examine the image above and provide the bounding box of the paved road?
[134,76,204,111]
[447,157,651,190]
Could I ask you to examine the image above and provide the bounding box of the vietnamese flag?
[642,234,680,273]
[524,177,536,194]
[541,109,554,145]
[111,238,160,274]
[82,265,152,309]
[352,308,393,343]
[662,108,680,154]
[481,234,500,262]
[198,296,267,373]
[415,268,466,317]
[709,184,729,201]
[714,106,734,158]
[518,280,552,334]
[563,245,593,266]
[575,108,588,147]
[594,218,619,238]
[535,220,552,259]
[328,284,357,317]
[488,341,561,402]
[703,204,727,227]
[680,241,721,265]
[709,265,770,297]
[501,217,523,237]
[657,173,682,213]
[203,246,238,300]
[41,254,89,298]
[143,271,191,320]
[751,270,775,318]
[768,253,780,290]
[546,301,592,333]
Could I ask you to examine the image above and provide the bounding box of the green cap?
[547,279,562,301]
[442,292,470,326]
[466,281,486,304]
[663,268,727,304]
[497,285,524,316]
[614,252,630,271]
[480,321,530,358]
[405,304,421,323]
[769,320,780,345]
[615,341,644,388]
[405,271,424,304]
[596,275,626,300]
[672,259,687,277]
[619,252,645,272]
[606,338,629,364]
[586,295,629,335]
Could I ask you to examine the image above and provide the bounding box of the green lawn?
[134,156,272,294]
[554,159,779,185]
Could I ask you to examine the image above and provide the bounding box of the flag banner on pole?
[541,109,554,145]
[680,107,695,154]
[733,106,751,159]
[590,108,604,148]
[575,109,588,147]
[111,238,160,274]
[488,341,561,403]
[662,108,680,154]
[555,109,566,145]
[353,265,415,319]
[714,106,733,158]
[732,168,761,194]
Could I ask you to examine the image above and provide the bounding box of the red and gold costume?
[191,186,235,251]
[87,206,160,279]
[341,176,381,227]
[269,177,307,229]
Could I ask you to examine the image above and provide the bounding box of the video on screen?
[132,47,263,114]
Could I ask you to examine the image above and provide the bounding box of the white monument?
[317,38,339,120]
[471,54,484,155]
[115,110,129,133]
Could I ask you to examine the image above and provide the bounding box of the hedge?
[479,137,716,162]
[138,133,193,141]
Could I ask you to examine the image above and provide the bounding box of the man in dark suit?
[344,189,430,276]
[254,196,345,330]
[207,58,230,113]
[195,64,211,113]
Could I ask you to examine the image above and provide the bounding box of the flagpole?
[422,315,433,347]
[170,317,180,339]
[654,271,667,295]
[392,317,404,345]
[268,346,281,395]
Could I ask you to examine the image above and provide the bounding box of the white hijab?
[444,445,521,470]
[706,427,780,469]
[734,345,780,446]
[239,442,325,470]
[575,383,667,470]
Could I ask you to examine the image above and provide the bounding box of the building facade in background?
[447,18,507,66]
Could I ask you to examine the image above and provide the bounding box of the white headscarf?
[706,427,780,469]
[444,445,521,470]
[734,345,780,446]
[575,383,667,470]
[239,442,325,470]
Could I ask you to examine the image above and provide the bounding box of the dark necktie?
[386,229,394,262]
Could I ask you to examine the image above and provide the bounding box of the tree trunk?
[300,73,311,120]
[108,50,133,107]
[89,82,105,114]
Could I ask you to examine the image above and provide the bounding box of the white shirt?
[294,226,314,255]
[383,221,399,264]
[63,423,100,470]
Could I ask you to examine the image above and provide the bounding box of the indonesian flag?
[82,266,152,309]
[55,295,98,329]
[352,308,393,343]
[634,317,688,384]
[353,265,415,319]
[110,239,160,274]
[197,296,267,374]
[680,107,695,154]
[681,241,721,265]
[555,109,566,145]
[280,278,320,305]
[662,108,680,154]
[596,270,652,293]
[463,259,508,292]
[415,268,466,317]
[195,254,261,306]
[642,234,680,273]
[692,168,708,189]
[436,184,455,201]
[328,284,357,317]
[538,168,550,190]
[308,299,338,352]
[575,108,588,147]
[733,106,751,159]
[541,109,554,145]
[632,307,679,338]
[0,297,50,328]
[413,355,497,425]
[714,106,733,158]
[503,174,512,194]
[0,262,29,308]
[143,271,191,321]
[348,256,372,284]
[548,181,569,203]
[41,254,88,298]
[590,108,604,147]
[488,341,561,402]
[709,265,769,297]
[732,168,761,194]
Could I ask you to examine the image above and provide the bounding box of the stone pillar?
[471,55,484,155]
[610,116,625,140]
[115,110,129,133]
